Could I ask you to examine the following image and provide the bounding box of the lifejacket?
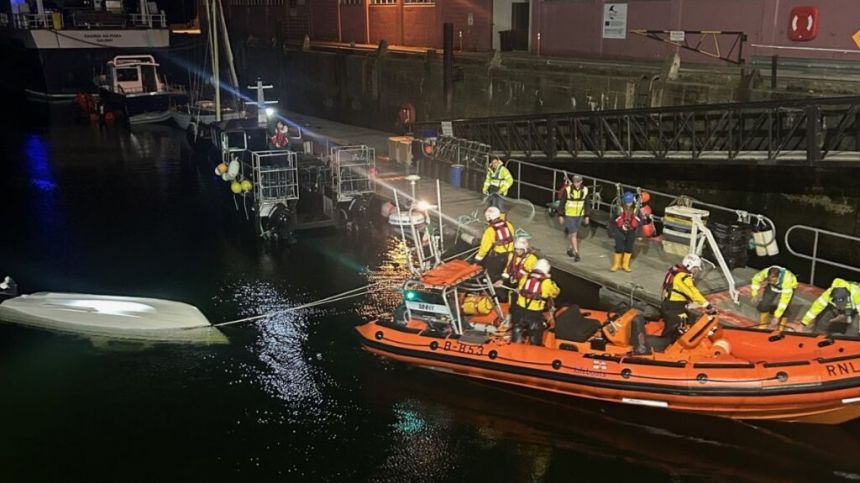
[490,219,514,247]
[615,208,641,231]
[520,272,549,311]
[564,185,588,217]
[662,264,691,303]
[271,128,289,148]
[505,251,534,284]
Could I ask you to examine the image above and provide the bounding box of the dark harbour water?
[2,102,860,482]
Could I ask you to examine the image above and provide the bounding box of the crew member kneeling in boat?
[0,276,18,301]
[498,237,537,304]
[512,259,560,345]
[750,265,798,331]
[659,254,716,345]
[801,278,860,336]
[475,206,516,282]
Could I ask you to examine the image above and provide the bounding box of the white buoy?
[388,211,426,227]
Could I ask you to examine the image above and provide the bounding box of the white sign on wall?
[602,3,628,39]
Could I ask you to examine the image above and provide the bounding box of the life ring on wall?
[399,102,416,126]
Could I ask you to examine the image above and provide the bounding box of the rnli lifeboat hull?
[356,322,860,424]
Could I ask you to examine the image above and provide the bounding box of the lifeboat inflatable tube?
[355,261,860,425]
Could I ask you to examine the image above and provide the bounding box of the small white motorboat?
[0,292,228,344]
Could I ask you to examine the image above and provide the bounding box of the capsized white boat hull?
[0,292,228,344]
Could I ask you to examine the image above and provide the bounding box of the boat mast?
[211,0,221,121]
[216,0,240,110]
[138,0,150,27]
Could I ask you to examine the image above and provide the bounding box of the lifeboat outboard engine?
[0,276,18,301]
[262,203,296,244]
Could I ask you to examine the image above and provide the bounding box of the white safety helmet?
[484,206,501,222]
[682,254,703,271]
[534,259,551,275]
[514,237,530,251]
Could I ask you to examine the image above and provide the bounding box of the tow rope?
[213,282,389,327]
[213,246,480,328]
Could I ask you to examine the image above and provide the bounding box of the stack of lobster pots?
[704,221,753,270]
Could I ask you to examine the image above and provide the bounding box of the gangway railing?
[416,96,860,164]
[784,225,860,287]
[12,11,167,30]
[431,136,491,172]
[506,157,776,231]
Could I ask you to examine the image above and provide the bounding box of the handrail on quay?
[505,157,777,231]
[784,225,860,287]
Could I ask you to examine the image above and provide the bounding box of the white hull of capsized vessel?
[0,292,228,344]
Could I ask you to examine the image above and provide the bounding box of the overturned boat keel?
[0,292,228,344]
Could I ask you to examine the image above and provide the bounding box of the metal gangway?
[330,145,376,203]
[415,96,860,164]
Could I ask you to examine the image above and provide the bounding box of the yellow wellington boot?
[777,317,789,331]
[610,253,622,272]
[622,253,632,272]
[757,312,771,329]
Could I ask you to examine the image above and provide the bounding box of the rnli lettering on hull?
[25,30,170,49]
[825,361,860,377]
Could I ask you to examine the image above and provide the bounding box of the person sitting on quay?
[609,192,641,273]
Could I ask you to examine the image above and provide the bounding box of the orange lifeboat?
[356,259,860,424]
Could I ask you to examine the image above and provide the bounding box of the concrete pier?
[281,110,821,328]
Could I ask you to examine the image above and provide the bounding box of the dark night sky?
[157,0,198,24]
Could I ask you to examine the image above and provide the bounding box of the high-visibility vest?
[750,266,798,318]
[564,185,588,217]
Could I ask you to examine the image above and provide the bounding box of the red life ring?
[399,102,416,125]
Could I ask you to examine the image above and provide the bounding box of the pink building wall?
[535,0,860,63]
[226,0,860,63]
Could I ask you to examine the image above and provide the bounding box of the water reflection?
[356,236,411,319]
